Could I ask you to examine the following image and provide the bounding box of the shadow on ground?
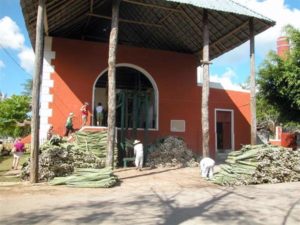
[2,187,295,225]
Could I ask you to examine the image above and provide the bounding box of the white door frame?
[214,108,235,153]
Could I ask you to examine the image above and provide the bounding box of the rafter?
[123,0,182,13]
[88,13,163,28]
[199,20,249,56]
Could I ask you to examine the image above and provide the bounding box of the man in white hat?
[134,140,143,171]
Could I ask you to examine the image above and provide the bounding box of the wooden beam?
[52,13,87,34]
[199,21,249,55]
[90,0,94,13]
[106,0,121,168]
[30,0,45,183]
[43,5,49,36]
[82,34,108,42]
[249,18,257,145]
[157,3,181,24]
[123,0,182,13]
[82,0,112,39]
[48,1,86,33]
[180,6,202,37]
[88,13,163,28]
[201,10,210,158]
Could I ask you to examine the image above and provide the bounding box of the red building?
[21,0,275,159]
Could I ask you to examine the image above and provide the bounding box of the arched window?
[93,65,158,130]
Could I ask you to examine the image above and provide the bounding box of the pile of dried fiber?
[49,167,118,188]
[146,136,198,168]
[75,130,117,163]
[21,142,104,181]
[213,144,300,186]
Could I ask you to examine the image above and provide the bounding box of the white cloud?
[197,67,245,91]
[213,0,300,83]
[0,16,25,50]
[210,68,244,91]
[0,60,5,69]
[18,47,34,74]
[237,0,300,52]
[0,16,34,75]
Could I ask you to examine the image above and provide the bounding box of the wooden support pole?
[106,0,121,167]
[201,10,210,158]
[250,18,257,145]
[30,0,45,183]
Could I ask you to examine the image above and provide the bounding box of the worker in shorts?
[80,102,89,127]
[200,157,215,179]
[11,138,25,170]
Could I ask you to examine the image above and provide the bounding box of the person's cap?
[69,112,74,116]
[134,140,140,144]
[84,102,89,105]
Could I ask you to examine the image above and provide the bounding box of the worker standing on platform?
[80,102,89,127]
[96,102,104,126]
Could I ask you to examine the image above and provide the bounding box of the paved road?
[0,168,299,225]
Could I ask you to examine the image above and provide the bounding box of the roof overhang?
[21,0,275,60]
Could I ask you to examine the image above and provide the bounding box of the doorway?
[93,65,158,129]
[215,109,234,160]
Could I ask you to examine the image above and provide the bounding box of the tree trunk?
[201,10,210,158]
[30,0,45,183]
[250,18,257,145]
[106,0,121,167]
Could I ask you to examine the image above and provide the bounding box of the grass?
[0,152,30,182]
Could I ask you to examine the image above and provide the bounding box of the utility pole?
[30,0,45,183]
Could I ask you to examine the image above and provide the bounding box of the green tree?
[21,78,33,97]
[258,25,300,123]
[0,95,31,137]
[256,94,279,133]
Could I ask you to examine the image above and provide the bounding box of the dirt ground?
[0,167,300,225]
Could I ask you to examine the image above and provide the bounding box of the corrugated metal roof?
[20,0,275,60]
[166,0,273,22]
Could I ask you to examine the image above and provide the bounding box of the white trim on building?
[39,36,55,143]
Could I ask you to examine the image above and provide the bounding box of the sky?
[0,0,300,96]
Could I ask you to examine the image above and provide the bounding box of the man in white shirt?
[200,157,215,179]
[96,102,104,126]
[134,140,143,171]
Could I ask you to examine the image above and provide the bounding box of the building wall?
[46,37,250,157]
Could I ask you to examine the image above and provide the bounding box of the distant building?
[277,36,290,59]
